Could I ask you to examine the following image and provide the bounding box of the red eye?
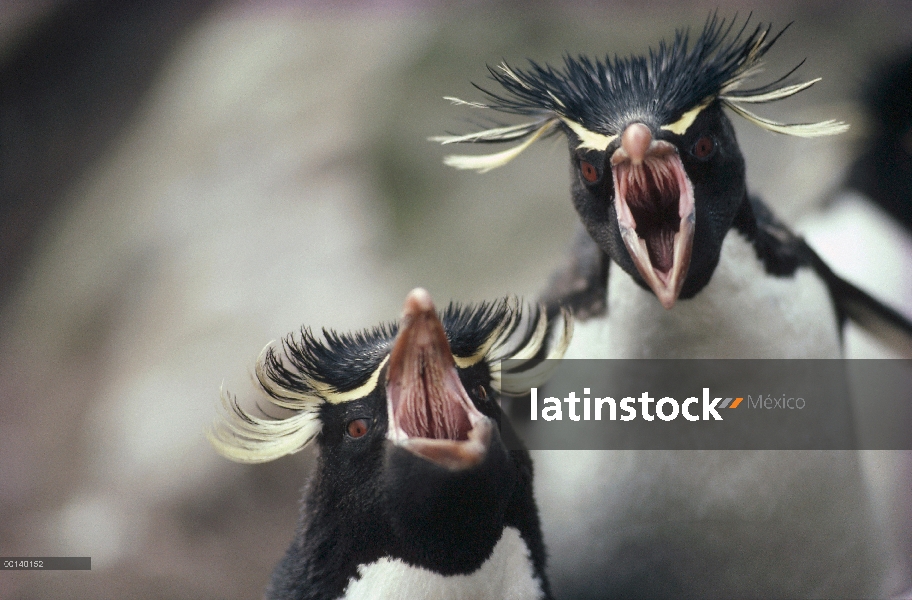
[693,136,715,159]
[346,418,370,439]
[580,160,600,183]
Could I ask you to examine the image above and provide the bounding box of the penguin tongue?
[385,288,489,470]
[612,145,695,309]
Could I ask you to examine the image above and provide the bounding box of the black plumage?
[210,289,570,600]
[474,16,795,137]
[259,300,517,401]
[843,49,912,232]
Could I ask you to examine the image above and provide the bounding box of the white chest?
[534,232,886,597]
[339,527,544,600]
[565,232,842,359]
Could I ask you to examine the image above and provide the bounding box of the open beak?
[611,123,695,309]
[385,288,491,470]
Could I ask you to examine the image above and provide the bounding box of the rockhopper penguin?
[436,15,912,354]
[209,288,571,600]
[436,15,912,598]
[798,48,912,596]
[801,48,912,356]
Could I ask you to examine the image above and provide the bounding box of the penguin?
[209,288,571,600]
[435,15,912,598]
[435,15,912,357]
[838,49,912,235]
[798,48,912,597]
[800,48,912,356]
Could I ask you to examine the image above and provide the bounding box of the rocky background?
[0,1,910,598]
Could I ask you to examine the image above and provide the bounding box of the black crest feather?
[435,13,847,172]
[261,298,525,398]
[262,324,396,400]
[478,14,788,135]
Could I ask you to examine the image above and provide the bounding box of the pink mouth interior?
[393,357,474,441]
[617,157,682,275]
[384,289,490,470]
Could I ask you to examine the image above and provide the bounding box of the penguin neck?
[566,230,842,359]
[265,477,391,600]
[268,447,550,600]
[270,525,546,600]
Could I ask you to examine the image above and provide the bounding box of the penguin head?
[565,100,746,306]
[210,288,571,576]
[437,15,848,308]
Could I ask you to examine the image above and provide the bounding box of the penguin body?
[801,48,912,355]
[209,289,571,600]
[437,16,912,598]
[802,192,912,339]
[534,224,883,599]
[797,49,912,597]
[530,228,886,598]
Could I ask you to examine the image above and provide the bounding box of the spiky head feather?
[208,298,572,463]
[434,14,848,171]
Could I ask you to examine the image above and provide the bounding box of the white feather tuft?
[207,386,322,464]
[442,95,490,109]
[562,119,618,151]
[722,78,821,104]
[493,308,574,396]
[722,98,850,137]
[499,62,533,90]
[502,309,549,363]
[441,120,558,173]
[430,120,551,145]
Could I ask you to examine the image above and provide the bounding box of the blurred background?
[0,1,909,598]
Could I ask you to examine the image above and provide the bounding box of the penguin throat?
[611,150,695,309]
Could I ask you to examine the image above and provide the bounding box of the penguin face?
[568,101,747,306]
[311,360,499,475]
[309,291,503,476]
[298,290,524,575]
[210,288,571,582]
[436,16,847,308]
[301,355,515,578]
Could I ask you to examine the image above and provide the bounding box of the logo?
[530,387,745,422]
